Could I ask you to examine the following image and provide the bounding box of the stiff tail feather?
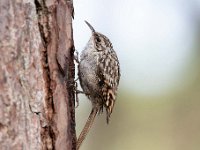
[76,108,98,150]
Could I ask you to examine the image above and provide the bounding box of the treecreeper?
[76,21,120,150]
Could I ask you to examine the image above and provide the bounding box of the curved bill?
[85,20,95,32]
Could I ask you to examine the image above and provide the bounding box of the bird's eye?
[96,37,101,42]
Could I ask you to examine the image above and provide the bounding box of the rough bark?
[0,0,76,149]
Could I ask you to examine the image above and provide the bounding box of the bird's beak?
[85,20,95,33]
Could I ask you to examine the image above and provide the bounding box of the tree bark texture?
[0,0,76,149]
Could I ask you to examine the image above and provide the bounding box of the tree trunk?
[0,0,76,149]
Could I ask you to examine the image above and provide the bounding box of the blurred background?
[73,0,200,150]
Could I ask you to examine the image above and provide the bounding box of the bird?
[76,20,120,150]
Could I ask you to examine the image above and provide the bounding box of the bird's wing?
[97,49,120,123]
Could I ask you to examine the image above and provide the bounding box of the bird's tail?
[76,107,98,150]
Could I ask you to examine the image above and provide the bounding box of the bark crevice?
[34,0,55,149]
[34,0,76,149]
[0,0,75,149]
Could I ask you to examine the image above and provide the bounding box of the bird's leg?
[74,78,84,108]
[74,50,81,107]
[74,77,91,108]
[74,49,80,64]
[76,107,98,150]
[74,78,90,107]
